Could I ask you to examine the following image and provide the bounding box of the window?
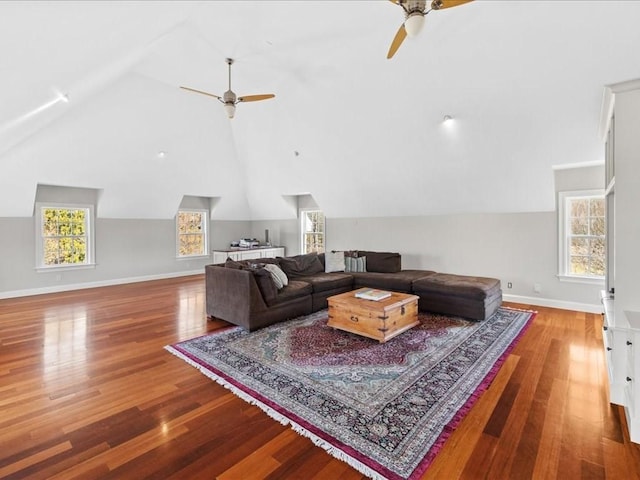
[36,203,94,270]
[176,209,208,257]
[558,191,605,282]
[301,210,325,254]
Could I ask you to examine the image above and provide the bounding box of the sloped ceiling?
[1,1,639,220]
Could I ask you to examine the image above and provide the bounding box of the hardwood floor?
[1,275,639,479]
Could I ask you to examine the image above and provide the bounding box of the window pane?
[590,256,605,276]
[590,217,605,236]
[570,256,589,275]
[570,238,589,255]
[181,234,203,255]
[570,218,588,235]
[590,238,605,257]
[44,238,60,265]
[570,199,588,218]
[590,198,605,217]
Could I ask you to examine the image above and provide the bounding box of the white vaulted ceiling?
[1,1,639,220]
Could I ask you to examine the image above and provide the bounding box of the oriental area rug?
[165,307,535,480]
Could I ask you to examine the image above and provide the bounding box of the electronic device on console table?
[238,238,260,248]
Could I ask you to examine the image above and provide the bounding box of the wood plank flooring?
[1,275,639,479]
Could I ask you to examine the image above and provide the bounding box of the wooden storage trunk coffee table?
[327,288,420,343]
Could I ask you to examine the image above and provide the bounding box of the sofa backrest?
[356,251,401,273]
[289,250,402,273]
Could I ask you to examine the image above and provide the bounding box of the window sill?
[176,255,210,261]
[36,263,96,273]
[557,274,605,286]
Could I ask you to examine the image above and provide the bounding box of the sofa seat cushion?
[351,270,436,293]
[269,280,313,306]
[294,272,354,293]
[412,273,501,300]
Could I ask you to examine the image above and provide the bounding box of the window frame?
[35,202,95,272]
[176,208,209,259]
[557,190,605,285]
[300,209,325,254]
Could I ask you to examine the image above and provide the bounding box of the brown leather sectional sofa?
[205,251,502,331]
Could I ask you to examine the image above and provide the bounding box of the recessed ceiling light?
[157,151,166,159]
[443,115,453,124]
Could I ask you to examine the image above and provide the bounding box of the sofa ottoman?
[351,270,437,294]
[412,273,502,321]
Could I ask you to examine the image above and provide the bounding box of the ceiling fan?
[387,0,473,59]
[180,58,275,119]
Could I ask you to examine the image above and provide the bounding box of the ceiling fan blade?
[387,24,407,59]
[431,0,473,10]
[237,94,275,103]
[179,86,222,100]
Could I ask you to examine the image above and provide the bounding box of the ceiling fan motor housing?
[403,0,427,14]
[223,89,237,104]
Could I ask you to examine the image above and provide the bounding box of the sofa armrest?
[205,265,268,329]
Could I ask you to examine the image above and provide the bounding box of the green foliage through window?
[177,211,206,256]
[41,208,88,266]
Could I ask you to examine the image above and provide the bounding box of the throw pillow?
[277,252,324,278]
[263,263,289,289]
[252,268,278,303]
[345,256,367,273]
[325,250,345,273]
[224,258,245,269]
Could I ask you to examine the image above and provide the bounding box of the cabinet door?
[212,252,228,264]
[626,329,640,442]
[266,247,284,258]
[606,326,629,406]
[260,248,282,258]
[240,250,262,260]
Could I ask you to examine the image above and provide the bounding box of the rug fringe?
[164,345,390,480]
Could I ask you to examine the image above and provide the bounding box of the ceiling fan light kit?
[404,12,425,37]
[223,103,236,119]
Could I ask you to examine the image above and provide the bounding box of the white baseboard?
[0,270,204,300]
[1,277,603,315]
[502,293,602,314]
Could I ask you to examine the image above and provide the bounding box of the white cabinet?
[624,312,640,441]
[239,250,263,261]
[601,294,629,405]
[599,79,640,444]
[212,247,285,264]
[601,300,640,443]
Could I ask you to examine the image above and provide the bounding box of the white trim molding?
[0,270,204,300]
[502,293,602,314]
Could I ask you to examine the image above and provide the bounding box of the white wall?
[327,212,602,312]
[0,212,602,312]
[250,219,299,256]
[0,217,249,298]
